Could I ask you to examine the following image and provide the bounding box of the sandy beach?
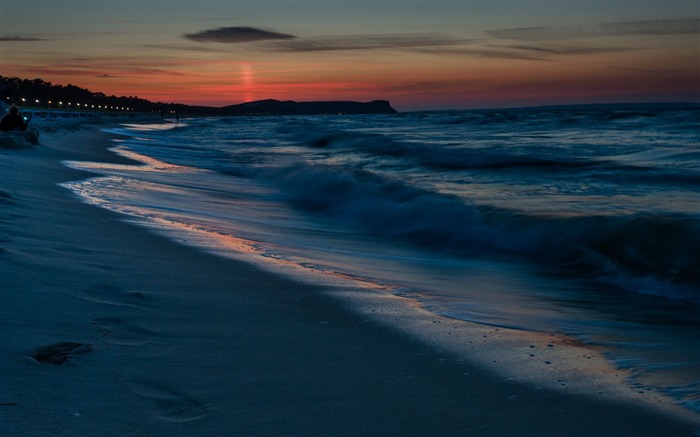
[1,125,699,436]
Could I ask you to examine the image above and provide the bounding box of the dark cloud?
[267,33,464,52]
[265,32,548,61]
[0,35,47,42]
[130,68,189,77]
[183,26,296,43]
[488,18,699,40]
[488,26,591,40]
[21,66,188,79]
[183,27,539,61]
[141,43,226,53]
[411,46,549,61]
[496,44,629,56]
[607,65,681,74]
[20,68,109,77]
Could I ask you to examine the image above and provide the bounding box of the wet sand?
[1,127,698,435]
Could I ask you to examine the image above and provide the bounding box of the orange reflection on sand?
[148,216,390,291]
[63,146,192,174]
[150,216,264,255]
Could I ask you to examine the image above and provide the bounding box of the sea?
[61,105,700,411]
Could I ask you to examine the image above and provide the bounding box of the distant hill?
[221,99,397,115]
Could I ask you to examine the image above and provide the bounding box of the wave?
[426,106,700,129]
[292,131,700,192]
[294,127,606,172]
[258,161,700,304]
[486,210,700,303]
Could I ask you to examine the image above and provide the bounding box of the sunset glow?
[1,1,698,110]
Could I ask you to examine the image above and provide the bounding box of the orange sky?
[1,1,698,110]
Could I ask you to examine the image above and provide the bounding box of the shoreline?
[1,125,698,435]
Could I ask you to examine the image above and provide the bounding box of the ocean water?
[62,105,700,411]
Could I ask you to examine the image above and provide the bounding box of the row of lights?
[7,96,133,111]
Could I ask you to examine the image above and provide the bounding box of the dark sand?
[1,128,698,435]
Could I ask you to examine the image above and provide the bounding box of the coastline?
[1,125,698,435]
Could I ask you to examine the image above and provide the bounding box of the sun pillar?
[242,63,253,102]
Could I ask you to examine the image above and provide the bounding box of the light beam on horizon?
[242,63,253,103]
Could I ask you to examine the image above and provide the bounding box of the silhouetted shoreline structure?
[0,76,398,116]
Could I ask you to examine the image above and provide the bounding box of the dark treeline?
[0,76,216,115]
[0,76,398,116]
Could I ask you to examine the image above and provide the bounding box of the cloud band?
[183,26,296,43]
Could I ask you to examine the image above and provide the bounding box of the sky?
[0,0,698,111]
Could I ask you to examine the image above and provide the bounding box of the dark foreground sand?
[1,128,698,436]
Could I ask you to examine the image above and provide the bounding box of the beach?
[1,125,699,436]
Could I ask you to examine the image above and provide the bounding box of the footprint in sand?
[0,190,16,206]
[77,284,154,309]
[30,342,93,365]
[82,284,160,346]
[127,380,215,422]
[92,316,157,346]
